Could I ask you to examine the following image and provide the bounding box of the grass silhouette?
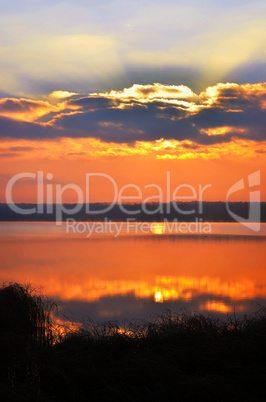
[0,283,266,401]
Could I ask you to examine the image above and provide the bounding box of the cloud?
[0,82,265,147]
[0,152,18,158]
[225,61,266,85]
[0,136,265,162]
[9,146,37,152]
[0,98,60,122]
[200,82,266,109]
[49,91,78,99]
[94,83,197,101]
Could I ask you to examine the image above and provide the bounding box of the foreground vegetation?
[0,283,266,401]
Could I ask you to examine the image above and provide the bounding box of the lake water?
[0,222,266,325]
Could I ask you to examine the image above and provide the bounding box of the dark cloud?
[0,82,265,146]
[52,102,198,143]
[0,152,18,157]
[0,98,55,114]
[204,86,266,111]
[226,62,266,85]
[9,146,37,152]
[189,108,266,142]
[0,90,17,99]
[67,97,119,110]
[0,116,61,139]
[182,143,200,150]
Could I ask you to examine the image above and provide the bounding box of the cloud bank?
[0,82,265,148]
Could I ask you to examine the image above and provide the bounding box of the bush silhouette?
[0,283,266,401]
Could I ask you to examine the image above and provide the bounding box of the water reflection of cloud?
[58,295,265,324]
[1,224,266,321]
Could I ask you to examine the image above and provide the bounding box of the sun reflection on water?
[150,223,165,235]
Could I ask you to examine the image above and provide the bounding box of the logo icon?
[226,170,260,232]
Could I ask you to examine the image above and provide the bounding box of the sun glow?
[200,301,244,314]
[154,291,163,302]
[150,223,165,235]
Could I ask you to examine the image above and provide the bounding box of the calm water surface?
[0,222,265,324]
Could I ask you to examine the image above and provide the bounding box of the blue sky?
[0,0,265,96]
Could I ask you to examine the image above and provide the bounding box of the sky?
[0,0,265,202]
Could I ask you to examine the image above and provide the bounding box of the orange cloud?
[199,127,246,136]
[0,137,265,161]
[49,90,78,99]
[201,82,266,109]
[0,98,61,122]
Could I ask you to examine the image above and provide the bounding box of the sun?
[150,223,165,235]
